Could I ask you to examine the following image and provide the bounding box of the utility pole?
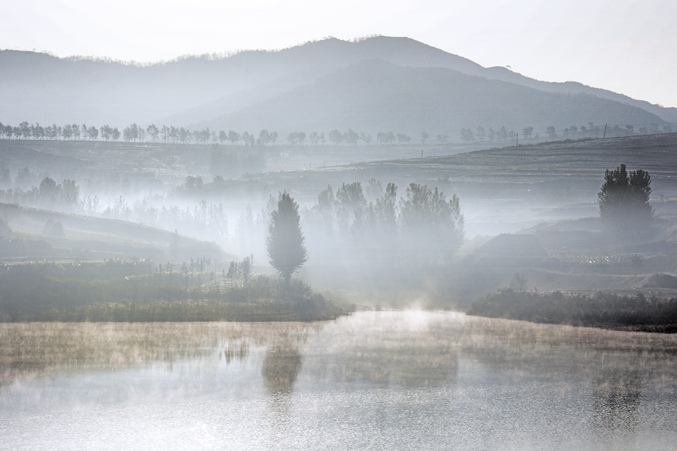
[602,123,607,139]
[516,132,519,147]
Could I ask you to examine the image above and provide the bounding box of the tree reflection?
[221,339,249,364]
[592,364,642,441]
[262,344,304,394]
[300,312,461,388]
[261,340,305,445]
[319,343,459,387]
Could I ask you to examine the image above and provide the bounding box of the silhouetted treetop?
[598,163,653,234]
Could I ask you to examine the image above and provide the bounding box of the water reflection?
[262,343,304,448]
[302,313,460,388]
[1,312,677,450]
[222,338,250,364]
[592,365,642,440]
[262,344,304,394]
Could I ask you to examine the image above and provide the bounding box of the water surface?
[1,311,676,450]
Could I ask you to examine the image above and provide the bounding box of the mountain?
[480,66,677,124]
[201,59,665,137]
[0,36,673,136]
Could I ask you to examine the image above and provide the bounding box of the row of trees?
[0,121,428,147]
[265,181,465,288]
[0,176,79,208]
[460,126,517,142]
[460,123,673,143]
[17,120,669,148]
[270,161,655,284]
[288,131,452,145]
[305,181,465,266]
[0,121,275,146]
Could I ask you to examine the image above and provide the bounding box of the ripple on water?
[1,311,677,450]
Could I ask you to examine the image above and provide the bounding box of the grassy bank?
[0,262,353,322]
[468,289,677,333]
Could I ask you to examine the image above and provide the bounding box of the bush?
[469,289,677,332]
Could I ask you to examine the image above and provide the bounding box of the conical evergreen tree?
[267,193,308,283]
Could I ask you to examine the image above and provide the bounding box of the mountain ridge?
[0,36,673,135]
[199,59,665,136]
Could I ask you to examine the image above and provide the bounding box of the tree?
[345,129,359,146]
[101,125,112,141]
[241,256,252,284]
[366,182,399,253]
[546,126,557,139]
[598,164,653,234]
[287,132,306,145]
[460,128,474,142]
[19,121,31,139]
[179,127,190,143]
[228,130,240,145]
[39,177,58,204]
[161,125,170,142]
[399,183,464,264]
[377,131,395,145]
[147,124,159,142]
[87,126,99,140]
[267,193,308,284]
[309,131,324,145]
[335,182,366,236]
[242,131,255,146]
[62,124,73,140]
[60,179,79,206]
[475,126,486,141]
[123,124,137,142]
[396,133,411,144]
[328,129,344,145]
[257,129,274,146]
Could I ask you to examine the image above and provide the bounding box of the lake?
[1,311,676,450]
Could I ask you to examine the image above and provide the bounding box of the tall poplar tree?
[267,193,308,284]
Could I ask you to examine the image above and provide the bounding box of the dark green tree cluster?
[598,164,653,234]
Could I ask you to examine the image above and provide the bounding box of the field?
[2,134,677,327]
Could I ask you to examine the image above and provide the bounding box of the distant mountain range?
[1,36,674,138]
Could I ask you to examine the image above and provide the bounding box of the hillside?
[3,133,677,313]
[0,202,225,263]
[1,36,672,135]
[240,133,677,201]
[205,60,666,137]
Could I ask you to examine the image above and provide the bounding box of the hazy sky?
[2,0,676,107]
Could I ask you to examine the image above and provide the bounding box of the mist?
[2,35,677,450]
